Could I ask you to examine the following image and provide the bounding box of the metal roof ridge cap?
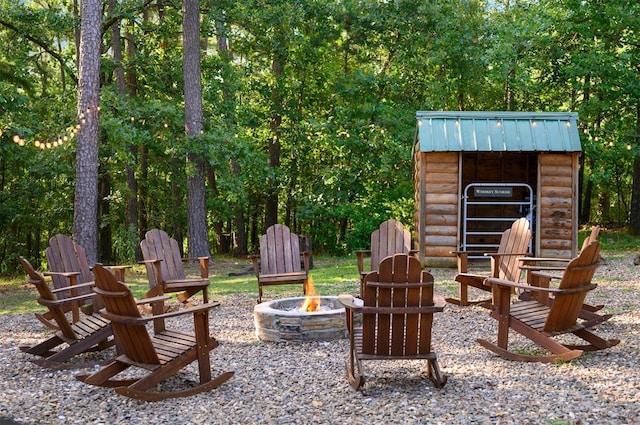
[416,111,578,120]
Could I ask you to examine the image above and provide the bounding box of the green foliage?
[1,0,640,272]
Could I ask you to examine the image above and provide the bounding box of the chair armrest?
[182,256,210,262]
[487,277,595,295]
[518,256,570,263]
[37,292,95,308]
[338,294,364,311]
[486,252,530,258]
[44,271,81,278]
[520,264,566,272]
[181,256,210,278]
[139,259,162,265]
[100,301,221,325]
[353,250,371,255]
[450,250,489,256]
[530,270,563,281]
[354,250,371,276]
[135,295,171,305]
[50,281,96,293]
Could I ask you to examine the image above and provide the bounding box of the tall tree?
[73,0,102,264]
[183,0,210,256]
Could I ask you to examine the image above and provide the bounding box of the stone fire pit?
[253,296,347,342]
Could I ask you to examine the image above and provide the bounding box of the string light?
[6,104,101,149]
[6,104,171,150]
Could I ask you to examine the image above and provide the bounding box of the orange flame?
[300,275,321,312]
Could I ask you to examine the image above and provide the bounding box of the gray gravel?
[1,256,638,425]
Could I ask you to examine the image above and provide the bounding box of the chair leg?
[566,328,620,352]
[428,357,447,388]
[19,335,64,357]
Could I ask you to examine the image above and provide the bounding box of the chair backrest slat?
[93,265,160,365]
[361,254,436,357]
[45,234,94,297]
[260,224,302,275]
[544,241,602,332]
[141,229,187,287]
[496,218,532,282]
[370,220,412,272]
[20,257,78,340]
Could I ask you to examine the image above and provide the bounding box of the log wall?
[536,153,579,258]
[415,150,459,267]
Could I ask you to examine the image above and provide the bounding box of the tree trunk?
[265,57,284,228]
[123,19,140,259]
[215,15,248,256]
[73,0,102,264]
[183,0,210,257]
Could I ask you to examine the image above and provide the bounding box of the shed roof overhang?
[416,111,582,152]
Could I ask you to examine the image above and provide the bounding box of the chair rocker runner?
[140,229,210,309]
[76,264,233,401]
[339,254,447,390]
[446,217,532,307]
[354,219,416,295]
[477,241,619,363]
[250,224,311,303]
[18,257,114,369]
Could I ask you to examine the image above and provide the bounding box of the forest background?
[1,0,639,274]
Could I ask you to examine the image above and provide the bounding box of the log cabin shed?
[413,111,583,268]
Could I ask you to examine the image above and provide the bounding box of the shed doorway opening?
[460,152,537,258]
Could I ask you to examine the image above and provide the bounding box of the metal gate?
[461,182,533,259]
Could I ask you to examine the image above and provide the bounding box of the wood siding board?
[537,153,577,259]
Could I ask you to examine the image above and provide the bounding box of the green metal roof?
[416,111,582,152]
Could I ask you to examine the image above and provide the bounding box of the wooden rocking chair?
[477,241,620,363]
[339,254,447,390]
[446,217,532,306]
[140,229,210,309]
[76,264,233,401]
[250,224,311,303]
[517,226,608,326]
[39,234,130,330]
[354,220,416,295]
[18,257,114,369]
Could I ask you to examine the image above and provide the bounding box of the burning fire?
[300,275,321,312]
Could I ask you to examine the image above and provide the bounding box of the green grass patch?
[596,227,640,251]
[1,227,638,316]
[206,255,360,299]
[0,255,362,316]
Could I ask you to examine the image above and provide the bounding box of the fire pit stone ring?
[253,296,348,342]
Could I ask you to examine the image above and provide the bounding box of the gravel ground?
[0,256,638,425]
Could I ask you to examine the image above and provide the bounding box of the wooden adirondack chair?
[339,254,447,390]
[477,241,620,363]
[250,224,311,303]
[140,229,210,309]
[18,257,114,369]
[518,226,608,326]
[446,217,532,306]
[40,234,130,330]
[76,264,234,401]
[355,220,415,293]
